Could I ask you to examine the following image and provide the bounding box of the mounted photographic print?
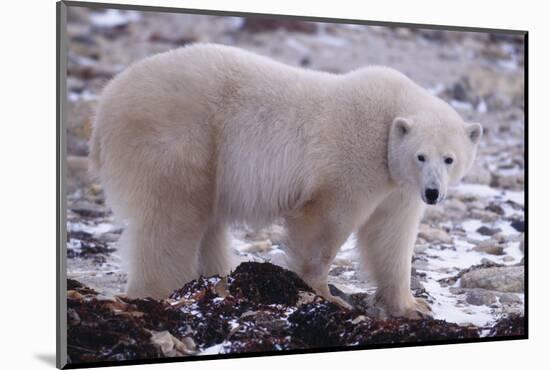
[57,1,528,368]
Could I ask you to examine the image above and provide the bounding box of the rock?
[499,293,522,304]
[245,224,286,245]
[492,232,509,243]
[460,266,524,293]
[465,289,497,306]
[485,203,505,216]
[148,32,195,46]
[502,256,515,262]
[240,241,273,253]
[96,232,120,243]
[414,244,429,254]
[472,243,505,256]
[241,18,318,33]
[69,200,107,218]
[474,239,496,248]
[449,287,465,294]
[452,80,469,101]
[67,155,91,194]
[410,275,425,291]
[470,209,499,222]
[494,174,524,190]
[423,205,445,222]
[510,220,525,233]
[150,331,197,356]
[67,100,96,156]
[463,164,492,185]
[446,199,467,214]
[480,258,495,265]
[418,225,452,244]
[476,226,501,236]
[488,315,525,337]
[412,260,430,270]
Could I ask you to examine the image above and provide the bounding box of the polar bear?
[89,44,482,318]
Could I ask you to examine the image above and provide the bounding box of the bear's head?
[387,109,482,205]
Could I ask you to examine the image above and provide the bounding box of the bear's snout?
[425,188,439,204]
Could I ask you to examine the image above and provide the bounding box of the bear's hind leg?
[119,177,212,300]
[357,190,430,318]
[198,221,236,277]
[123,212,208,300]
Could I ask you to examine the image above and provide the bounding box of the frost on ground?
[64,7,525,362]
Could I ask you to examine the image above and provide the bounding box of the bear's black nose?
[425,188,439,204]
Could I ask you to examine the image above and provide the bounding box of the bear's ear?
[466,122,483,145]
[392,117,413,138]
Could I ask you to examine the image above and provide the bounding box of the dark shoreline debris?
[67,262,523,364]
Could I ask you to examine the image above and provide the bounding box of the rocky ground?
[65,6,526,364]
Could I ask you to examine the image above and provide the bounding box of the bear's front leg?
[357,190,432,319]
[284,195,362,309]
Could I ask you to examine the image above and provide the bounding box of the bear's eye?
[417,154,426,162]
[444,157,454,165]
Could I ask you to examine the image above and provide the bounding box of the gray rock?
[460,266,524,293]
[499,293,522,304]
[476,226,501,236]
[96,232,120,243]
[465,289,497,306]
[472,240,505,255]
[446,199,467,214]
[410,275,425,291]
[511,220,525,233]
[485,203,505,216]
[449,287,465,295]
[469,209,499,222]
[494,174,524,190]
[414,244,429,254]
[69,200,107,218]
[473,245,505,256]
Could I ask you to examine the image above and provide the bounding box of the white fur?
[90,44,481,316]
